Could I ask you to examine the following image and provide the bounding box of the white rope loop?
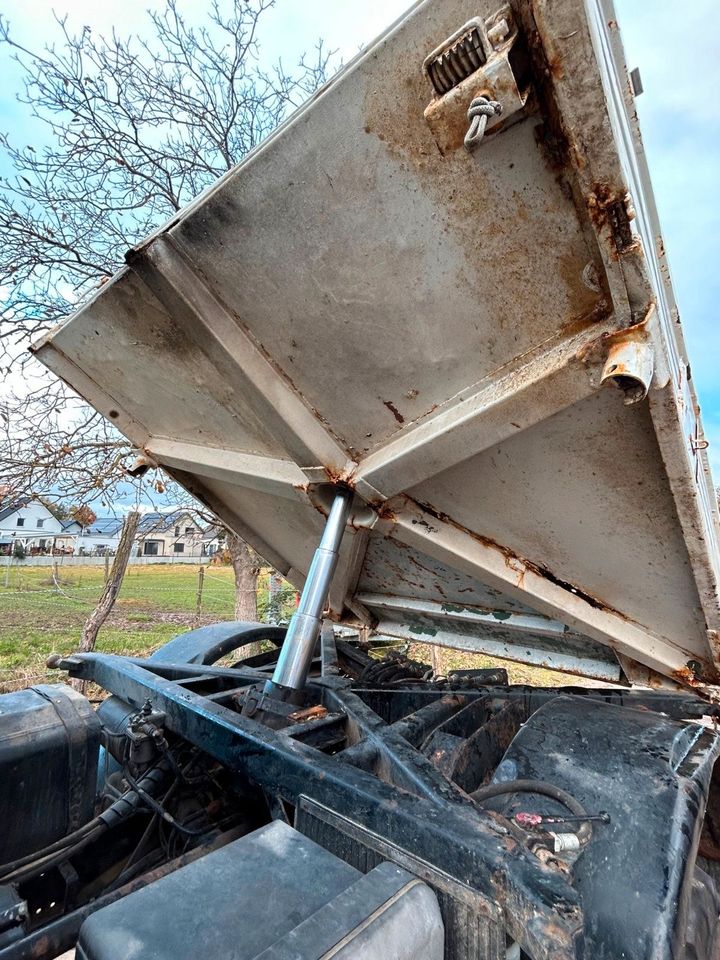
[464,96,503,150]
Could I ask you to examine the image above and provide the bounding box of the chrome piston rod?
[266,487,353,697]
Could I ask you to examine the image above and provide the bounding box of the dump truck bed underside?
[33,0,720,687]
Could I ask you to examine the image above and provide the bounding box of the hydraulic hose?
[0,766,168,884]
[470,778,593,844]
[0,818,102,878]
[1,825,108,886]
[122,770,209,837]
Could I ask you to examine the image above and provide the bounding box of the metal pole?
[266,487,353,698]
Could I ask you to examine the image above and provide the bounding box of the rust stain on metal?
[322,465,347,486]
[423,67,523,155]
[707,631,720,670]
[412,496,616,612]
[671,663,704,687]
[383,400,405,424]
[575,311,651,366]
[546,51,565,81]
[586,185,638,254]
[487,860,581,955]
[395,494,720,689]
[519,8,575,172]
[288,704,329,723]
[557,271,608,324]
[360,6,610,352]
[672,666,699,687]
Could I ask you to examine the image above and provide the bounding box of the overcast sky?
[1,0,718,480]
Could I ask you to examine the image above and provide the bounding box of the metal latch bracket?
[423,6,530,154]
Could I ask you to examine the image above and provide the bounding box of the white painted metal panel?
[33,0,720,689]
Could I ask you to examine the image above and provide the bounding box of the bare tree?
[72,509,140,690]
[0,0,332,369]
[225,532,262,657]
[225,533,261,622]
[0,0,335,613]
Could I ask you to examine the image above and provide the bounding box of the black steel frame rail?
[56,651,582,960]
[51,624,718,960]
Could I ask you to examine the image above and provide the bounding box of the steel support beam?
[351,319,617,502]
[145,437,307,501]
[378,497,716,685]
[649,385,720,669]
[357,593,622,681]
[127,235,350,474]
[325,682,474,805]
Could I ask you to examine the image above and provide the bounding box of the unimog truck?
[2,1,720,958]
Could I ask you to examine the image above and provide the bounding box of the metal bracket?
[422,6,530,155]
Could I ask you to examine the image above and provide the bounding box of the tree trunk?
[226,531,262,658]
[72,511,140,690]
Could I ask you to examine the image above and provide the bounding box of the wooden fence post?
[431,645,442,677]
[196,565,205,614]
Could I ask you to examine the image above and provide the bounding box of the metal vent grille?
[426,22,487,95]
[296,797,504,960]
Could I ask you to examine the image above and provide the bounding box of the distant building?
[0,499,213,560]
[200,524,224,557]
[0,501,77,555]
[135,510,204,558]
[74,517,125,556]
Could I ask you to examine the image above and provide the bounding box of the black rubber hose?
[123,770,209,837]
[470,778,593,844]
[375,665,405,683]
[0,766,166,883]
[1,825,108,886]
[0,818,103,878]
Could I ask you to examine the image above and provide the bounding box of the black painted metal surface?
[10,620,718,960]
[486,696,720,959]
[0,685,99,863]
[58,651,584,960]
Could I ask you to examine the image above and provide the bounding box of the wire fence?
[0,561,295,614]
[0,569,233,612]
[0,561,298,692]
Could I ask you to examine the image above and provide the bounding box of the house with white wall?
[0,500,213,559]
[201,525,224,557]
[135,510,205,558]
[0,501,75,555]
[73,517,124,556]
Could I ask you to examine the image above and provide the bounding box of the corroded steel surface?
[33,0,720,688]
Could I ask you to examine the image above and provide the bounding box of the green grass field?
[0,561,582,692]
[0,563,245,691]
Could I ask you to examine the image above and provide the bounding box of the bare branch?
[0,0,336,508]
